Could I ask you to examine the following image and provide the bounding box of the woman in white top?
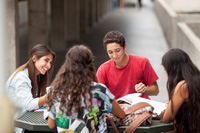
[6,44,56,115]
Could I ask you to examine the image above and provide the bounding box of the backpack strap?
[124,111,152,133]
[107,114,120,133]
[125,102,153,115]
[107,102,153,133]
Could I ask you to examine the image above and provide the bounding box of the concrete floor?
[53,0,169,103]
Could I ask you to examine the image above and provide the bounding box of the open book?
[117,93,167,116]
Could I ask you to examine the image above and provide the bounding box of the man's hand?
[135,82,146,93]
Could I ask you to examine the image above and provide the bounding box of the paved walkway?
[57,0,169,103]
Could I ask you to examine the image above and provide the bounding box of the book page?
[43,109,49,120]
[116,93,166,115]
[116,93,142,104]
[130,97,166,115]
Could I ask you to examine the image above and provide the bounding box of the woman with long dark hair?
[162,48,200,132]
[46,45,125,133]
[6,44,56,114]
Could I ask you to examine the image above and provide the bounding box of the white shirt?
[6,68,39,115]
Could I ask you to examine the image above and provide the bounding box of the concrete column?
[105,0,108,14]
[66,0,80,42]
[51,0,67,51]
[0,1,16,132]
[104,0,111,14]
[5,0,19,80]
[103,0,106,15]
[89,0,97,26]
[106,0,112,13]
[96,0,102,21]
[102,0,106,16]
[28,0,48,51]
[80,0,89,33]
[18,1,29,65]
[108,0,112,12]
[0,0,6,93]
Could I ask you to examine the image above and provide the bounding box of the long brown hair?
[12,44,56,98]
[162,49,200,132]
[46,45,97,115]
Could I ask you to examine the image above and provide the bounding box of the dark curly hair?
[103,30,126,49]
[162,48,200,132]
[46,45,97,115]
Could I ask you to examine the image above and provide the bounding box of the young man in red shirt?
[96,30,159,99]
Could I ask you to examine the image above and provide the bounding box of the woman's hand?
[38,94,48,107]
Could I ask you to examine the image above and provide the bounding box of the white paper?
[46,86,51,93]
[43,109,49,120]
[117,93,166,115]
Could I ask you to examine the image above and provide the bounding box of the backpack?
[107,102,154,133]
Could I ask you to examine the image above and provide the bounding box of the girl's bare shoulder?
[174,80,188,101]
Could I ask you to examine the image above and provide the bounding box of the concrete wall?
[187,23,200,38]
[165,0,200,13]
[154,0,200,48]
[177,22,200,68]
[154,0,177,48]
